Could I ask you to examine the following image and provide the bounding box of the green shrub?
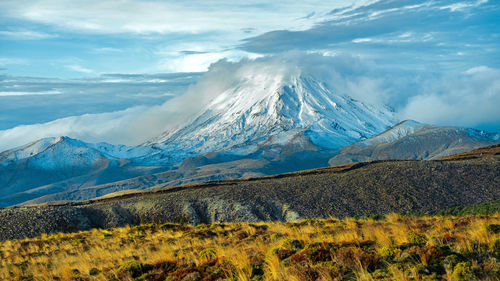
[451,262,474,281]
[422,273,441,281]
[378,246,401,260]
[117,260,152,278]
[434,200,500,216]
[372,269,388,279]
[249,224,269,231]
[408,231,427,245]
[443,254,460,271]
[271,247,295,260]
[134,272,157,281]
[494,238,500,251]
[88,268,99,276]
[282,239,305,252]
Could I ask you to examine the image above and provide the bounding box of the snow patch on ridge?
[361,120,426,146]
[0,136,157,168]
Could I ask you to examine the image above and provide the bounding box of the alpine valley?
[0,63,498,207]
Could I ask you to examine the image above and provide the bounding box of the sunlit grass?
[0,214,499,280]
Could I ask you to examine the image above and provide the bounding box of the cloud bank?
[0,73,199,130]
[401,66,500,129]
[1,53,498,152]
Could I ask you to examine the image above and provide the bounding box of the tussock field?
[1,214,499,281]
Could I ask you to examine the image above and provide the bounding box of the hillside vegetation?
[1,214,499,281]
[434,200,500,217]
[0,145,498,241]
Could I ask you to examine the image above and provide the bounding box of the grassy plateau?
[1,214,499,281]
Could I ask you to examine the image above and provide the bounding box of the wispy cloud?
[0,106,149,152]
[89,47,123,54]
[65,64,93,74]
[0,58,28,65]
[0,73,199,132]
[440,0,488,12]
[0,90,61,96]
[238,0,496,72]
[0,0,355,35]
[0,30,56,40]
[401,66,500,128]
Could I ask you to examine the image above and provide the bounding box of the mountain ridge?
[328,120,500,165]
[1,144,498,241]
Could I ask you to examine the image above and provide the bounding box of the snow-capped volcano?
[1,63,499,207]
[147,70,396,162]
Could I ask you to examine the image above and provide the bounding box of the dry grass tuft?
[0,215,499,280]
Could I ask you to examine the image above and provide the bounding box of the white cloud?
[155,49,263,73]
[66,64,93,73]
[0,0,359,35]
[90,47,123,54]
[0,106,148,151]
[401,66,500,128]
[440,0,488,12]
[0,90,61,96]
[352,38,372,43]
[464,65,493,75]
[0,30,56,39]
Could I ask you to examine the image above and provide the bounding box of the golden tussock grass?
[0,215,498,280]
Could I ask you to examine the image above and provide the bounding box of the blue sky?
[1,0,498,77]
[0,0,356,77]
[0,0,499,150]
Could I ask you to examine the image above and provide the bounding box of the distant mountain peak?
[0,136,61,164]
[329,121,500,165]
[147,72,396,163]
[360,119,426,146]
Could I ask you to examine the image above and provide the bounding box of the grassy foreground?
[1,215,499,281]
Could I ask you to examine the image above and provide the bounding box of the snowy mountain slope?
[0,137,165,206]
[0,136,156,167]
[360,120,426,146]
[0,65,397,170]
[142,71,396,164]
[328,120,500,165]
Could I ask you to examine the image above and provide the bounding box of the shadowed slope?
[0,145,498,241]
